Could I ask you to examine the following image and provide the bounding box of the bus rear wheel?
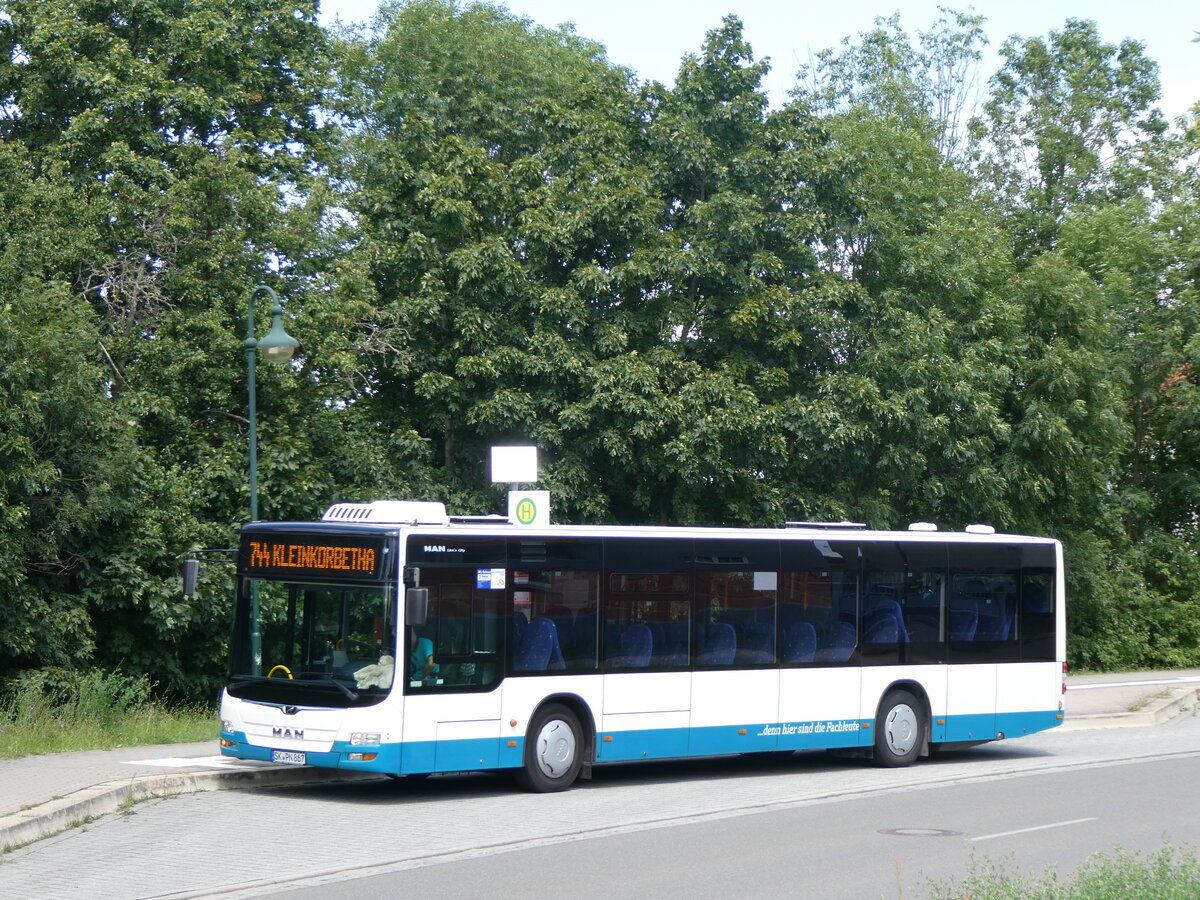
[874,690,924,767]
[515,703,583,792]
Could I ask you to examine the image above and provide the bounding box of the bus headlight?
[221,720,235,734]
[350,732,381,746]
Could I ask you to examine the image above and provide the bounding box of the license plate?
[271,750,306,766]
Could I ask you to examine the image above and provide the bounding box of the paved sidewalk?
[1,671,1197,854]
[1060,669,1200,730]
[0,741,374,852]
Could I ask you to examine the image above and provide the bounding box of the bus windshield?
[226,578,397,708]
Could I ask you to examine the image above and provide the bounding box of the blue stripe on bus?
[999,708,1063,735]
[220,731,406,773]
[222,709,1062,775]
[942,709,1063,742]
[593,722,871,761]
[396,737,515,774]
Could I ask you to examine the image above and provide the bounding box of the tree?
[0,0,333,698]
[969,19,1200,669]
[333,0,682,520]
[783,14,1017,528]
[621,16,824,524]
[801,10,989,159]
[0,276,138,676]
[970,18,1166,259]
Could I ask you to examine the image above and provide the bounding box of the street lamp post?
[245,284,300,523]
[245,284,299,674]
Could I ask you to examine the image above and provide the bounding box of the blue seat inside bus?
[975,602,1014,641]
[698,622,736,665]
[547,606,575,655]
[563,610,598,668]
[609,623,653,668]
[864,598,909,643]
[514,616,566,671]
[949,598,979,641]
[509,613,528,649]
[1023,584,1050,613]
[648,622,665,655]
[864,611,900,644]
[782,621,817,663]
[656,622,690,666]
[814,621,855,661]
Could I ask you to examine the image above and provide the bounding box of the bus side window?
[781,540,859,664]
[604,573,688,670]
[692,540,780,667]
[695,570,777,666]
[949,544,1021,663]
[405,569,504,689]
[1020,542,1056,661]
[518,568,599,672]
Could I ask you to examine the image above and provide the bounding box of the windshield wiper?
[229,673,358,702]
[230,675,287,687]
[323,675,359,701]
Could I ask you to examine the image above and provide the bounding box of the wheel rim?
[534,718,577,779]
[884,703,918,756]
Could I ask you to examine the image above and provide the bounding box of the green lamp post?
[245,284,299,523]
[245,284,299,673]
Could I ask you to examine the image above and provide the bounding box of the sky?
[317,0,1199,122]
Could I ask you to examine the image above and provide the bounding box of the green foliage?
[0,279,136,670]
[924,845,1200,899]
[970,18,1167,259]
[0,669,213,758]
[335,0,641,471]
[1,1,1199,699]
[0,0,332,700]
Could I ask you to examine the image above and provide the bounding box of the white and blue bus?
[217,500,1065,791]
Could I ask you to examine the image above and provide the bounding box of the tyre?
[874,689,925,767]
[515,703,584,792]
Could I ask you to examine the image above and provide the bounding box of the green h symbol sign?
[516,497,537,525]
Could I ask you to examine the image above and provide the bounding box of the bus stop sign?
[508,490,549,526]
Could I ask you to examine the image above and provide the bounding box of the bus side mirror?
[406,587,429,626]
[183,558,200,598]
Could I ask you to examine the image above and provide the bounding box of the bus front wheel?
[516,703,583,792]
[874,690,924,767]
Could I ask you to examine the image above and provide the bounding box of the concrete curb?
[1059,686,1200,732]
[0,766,376,853]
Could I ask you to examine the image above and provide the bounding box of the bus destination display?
[239,533,391,581]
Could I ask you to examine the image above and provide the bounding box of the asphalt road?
[273,754,1200,900]
[4,702,1198,900]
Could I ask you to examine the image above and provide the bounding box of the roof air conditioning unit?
[322,501,449,525]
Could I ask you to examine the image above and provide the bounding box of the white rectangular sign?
[490,446,538,483]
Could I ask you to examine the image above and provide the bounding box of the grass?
[0,670,215,759]
[924,845,1200,899]
[1126,689,1171,713]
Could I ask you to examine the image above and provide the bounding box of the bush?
[925,845,1200,899]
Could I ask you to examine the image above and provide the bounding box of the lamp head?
[258,306,299,364]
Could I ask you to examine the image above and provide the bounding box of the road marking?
[880,827,963,837]
[971,817,1097,842]
[1070,677,1200,691]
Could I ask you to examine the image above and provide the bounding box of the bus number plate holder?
[272,750,306,766]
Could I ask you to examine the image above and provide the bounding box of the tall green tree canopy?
[0,0,334,696]
[2,1,1199,694]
